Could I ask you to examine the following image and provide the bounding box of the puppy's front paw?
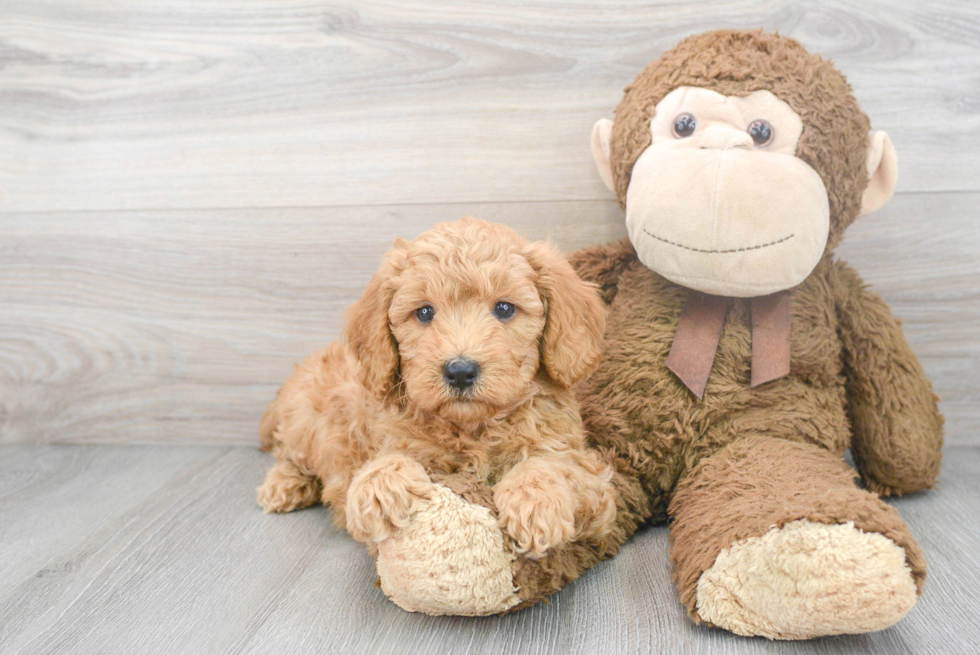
[346,454,434,543]
[493,470,576,558]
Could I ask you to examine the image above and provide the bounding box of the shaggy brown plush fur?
[668,436,927,617]
[487,30,943,622]
[257,218,618,562]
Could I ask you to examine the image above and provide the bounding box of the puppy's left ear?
[523,241,607,388]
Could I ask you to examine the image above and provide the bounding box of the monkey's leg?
[668,435,924,640]
[374,454,652,615]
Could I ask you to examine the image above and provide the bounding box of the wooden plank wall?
[2,0,978,445]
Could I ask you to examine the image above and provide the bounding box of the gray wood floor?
[2,0,979,653]
[0,444,978,655]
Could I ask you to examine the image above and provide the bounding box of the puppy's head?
[344,217,606,424]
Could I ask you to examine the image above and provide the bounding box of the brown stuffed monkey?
[571,28,944,638]
[372,29,943,640]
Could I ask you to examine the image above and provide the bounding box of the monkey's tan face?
[624,87,830,297]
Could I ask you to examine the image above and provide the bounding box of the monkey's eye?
[493,301,516,320]
[748,119,774,146]
[672,113,697,138]
[415,305,435,323]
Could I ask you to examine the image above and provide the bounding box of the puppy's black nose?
[443,358,480,390]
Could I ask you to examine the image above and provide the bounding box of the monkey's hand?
[834,260,944,496]
[345,454,435,543]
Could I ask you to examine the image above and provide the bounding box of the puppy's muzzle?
[443,358,480,392]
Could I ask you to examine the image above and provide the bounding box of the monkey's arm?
[832,260,943,496]
[567,237,637,305]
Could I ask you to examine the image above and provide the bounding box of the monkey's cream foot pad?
[377,484,520,615]
[1,444,978,654]
[696,519,918,639]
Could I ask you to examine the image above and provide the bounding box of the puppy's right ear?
[343,255,401,401]
[523,240,607,389]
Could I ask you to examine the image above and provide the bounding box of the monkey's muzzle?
[625,146,830,297]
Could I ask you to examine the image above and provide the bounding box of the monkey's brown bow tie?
[666,291,791,399]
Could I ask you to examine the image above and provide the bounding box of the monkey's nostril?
[443,358,480,391]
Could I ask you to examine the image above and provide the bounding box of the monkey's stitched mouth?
[642,229,794,254]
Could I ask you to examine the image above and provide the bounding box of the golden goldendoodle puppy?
[257,217,615,558]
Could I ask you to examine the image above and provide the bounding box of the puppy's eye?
[415,305,435,323]
[748,119,774,146]
[672,113,697,138]
[493,301,516,320]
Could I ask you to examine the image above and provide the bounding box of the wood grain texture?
[2,193,977,447]
[1,443,978,654]
[1,0,978,213]
[0,200,624,445]
[1,2,976,651]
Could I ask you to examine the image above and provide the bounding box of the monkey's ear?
[591,119,615,193]
[859,131,898,217]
